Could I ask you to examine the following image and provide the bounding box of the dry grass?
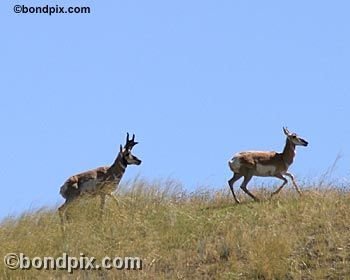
[1,179,350,279]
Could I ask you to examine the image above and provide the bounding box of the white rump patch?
[60,184,68,196]
[255,164,276,176]
[229,157,241,173]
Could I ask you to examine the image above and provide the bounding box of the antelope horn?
[283,127,290,135]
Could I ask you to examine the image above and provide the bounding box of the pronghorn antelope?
[228,127,308,203]
[58,133,141,224]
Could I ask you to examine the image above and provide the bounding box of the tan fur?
[59,166,109,199]
[228,127,308,203]
[58,133,141,232]
[230,151,289,176]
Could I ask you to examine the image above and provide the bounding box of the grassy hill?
[1,179,350,279]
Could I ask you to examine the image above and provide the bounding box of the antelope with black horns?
[58,133,141,227]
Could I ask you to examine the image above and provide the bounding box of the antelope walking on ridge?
[228,127,308,203]
[58,133,141,226]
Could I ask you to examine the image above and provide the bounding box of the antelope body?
[58,133,141,225]
[228,127,308,203]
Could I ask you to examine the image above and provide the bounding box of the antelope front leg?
[285,172,302,195]
[108,194,120,207]
[271,174,288,197]
[99,194,106,218]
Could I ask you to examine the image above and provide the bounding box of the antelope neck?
[107,152,127,177]
[282,138,296,167]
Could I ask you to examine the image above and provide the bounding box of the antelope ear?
[283,127,290,136]
[120,144,123,152]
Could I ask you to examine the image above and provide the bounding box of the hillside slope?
[1,180,350,279]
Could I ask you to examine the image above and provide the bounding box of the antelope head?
[119,133,142,165]
[283,127,308,147]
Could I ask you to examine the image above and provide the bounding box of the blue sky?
[1,1,349,218]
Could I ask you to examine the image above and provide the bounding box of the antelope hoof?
[271,191,279,198]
